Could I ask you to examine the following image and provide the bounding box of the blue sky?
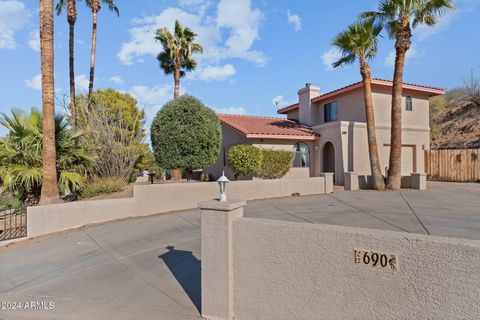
[0,0,479,136]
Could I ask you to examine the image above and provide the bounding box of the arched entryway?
[322,141,335,177]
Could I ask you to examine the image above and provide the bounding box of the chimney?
[298,83,320,126]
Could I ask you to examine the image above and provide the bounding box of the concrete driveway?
[1,183,479,319]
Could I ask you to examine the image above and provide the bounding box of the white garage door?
[383,145,416,175]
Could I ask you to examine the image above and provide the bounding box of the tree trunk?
[360,58,384,191]
[387,19,411,190]
[87,6,98,111]
[39,0,60,204]
[67,0,77,125]
[171,64,181,178]
[173,65,180,99]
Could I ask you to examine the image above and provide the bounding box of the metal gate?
[0,207,27,241]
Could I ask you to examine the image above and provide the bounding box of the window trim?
[405,96,413,111]
[324,101,338,122]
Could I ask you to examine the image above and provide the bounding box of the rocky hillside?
[430,79,480,149]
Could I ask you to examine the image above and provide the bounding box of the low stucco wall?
[283,167,310,179]
[231,218,480,320]
[344,173,425,190]
[26,177,326,239]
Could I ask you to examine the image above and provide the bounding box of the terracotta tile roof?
[277,78,445,114]
[218,114,319,140]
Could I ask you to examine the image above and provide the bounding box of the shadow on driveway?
[159,246,201,313]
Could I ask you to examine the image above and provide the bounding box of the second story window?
[324,102,337,122]
[406,96,413,111]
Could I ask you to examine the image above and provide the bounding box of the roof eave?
[277,103,299,114]
[246,133,319,141]
[372,80,445,96]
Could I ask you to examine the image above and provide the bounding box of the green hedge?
[227,145,263,179]
[150,95,221,174]
[255,149,294,179]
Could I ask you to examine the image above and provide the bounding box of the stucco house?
[205,78,444,184]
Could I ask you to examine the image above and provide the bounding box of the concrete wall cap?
[199,199,246,211]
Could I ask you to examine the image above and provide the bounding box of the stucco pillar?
[344,172,359,191]
[320,172,334,193]
[411,173,427,190]
[199,199,246,320]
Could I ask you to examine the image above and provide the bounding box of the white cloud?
[110,75,124,85]
[272,95,290,108]
[25,74,42,90]
[216,0,266,65]
[27,29,40,51]
[179,0,209,6]
[0,0,29,49]
[129,84,173,117]
[25,73,63,93]
[384,44,419,67]
[188,64,236,81]
[178,0,212,15]
[118,7,217,66]
[214,106,246,115]
[321,48,341,71]
[287,10,302,32]
[75,74,89,91]
[117,0,266,78]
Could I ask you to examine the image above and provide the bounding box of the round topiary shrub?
[227,145,263,179]
[255,149,294,179]
[151,95,221,175]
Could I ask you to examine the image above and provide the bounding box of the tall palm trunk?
[360,57,384,190]
[67,0,77,125]
[173,64,180,98]
[87,4,99,111]
[387,18,411,190]
[170,63,181,179]
[39,0,60,204]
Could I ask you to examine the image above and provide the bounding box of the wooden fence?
[425,149,480,182]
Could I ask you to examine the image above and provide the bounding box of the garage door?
[383,145,416,175]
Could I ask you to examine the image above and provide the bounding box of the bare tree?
[460,75,480,108]
[79,102,144,181]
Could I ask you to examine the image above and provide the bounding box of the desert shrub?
[76,89,146,182]
[79,178,126,199]
[227,145,263,179]
[255,149,294,179]
[0,193,23,210]
[143,149,165,182]
[151,95,221,175]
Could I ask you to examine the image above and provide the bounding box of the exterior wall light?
[217,171,229,202]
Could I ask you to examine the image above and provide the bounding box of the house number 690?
[355,249,398,271]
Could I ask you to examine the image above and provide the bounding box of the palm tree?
[86,0,119,111]
[0,109,92,206]
[361,0,454,190]
[39,0,60,204]
[332,19,385,190]
[155,20,203,98]
[56,0,78,125]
